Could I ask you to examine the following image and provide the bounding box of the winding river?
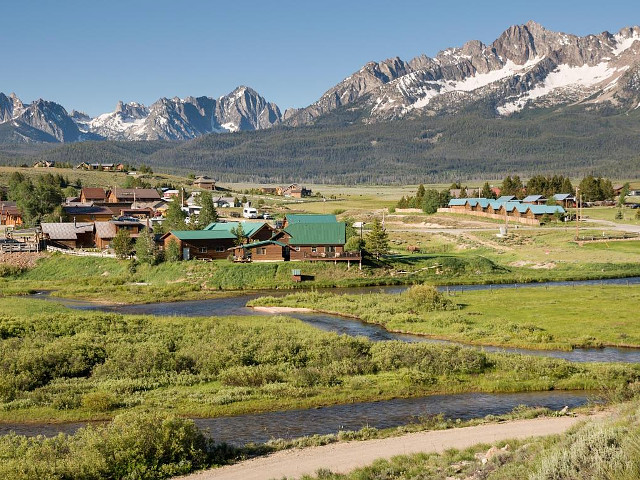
[12,276,636,442]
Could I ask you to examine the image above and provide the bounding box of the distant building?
[193,176,216,190]
[79,188,107,203]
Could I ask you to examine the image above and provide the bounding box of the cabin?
[107,188,161,204]
[278,184,312,198]
[193,176,216,190]
[552,193,577,208]
[0,201,23,226]
[33,160,55,168]
[522,194,547,205]
[79,188,107,203]
[161,230,235,260]
[62,205,114,222]
[231,240,290,262]
[41,222,95,249]
[95,219,146,249]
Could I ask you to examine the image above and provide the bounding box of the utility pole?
[575,186,580,240]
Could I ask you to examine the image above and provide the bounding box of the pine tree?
[422,189,441,214]
[163,200,188,232]
[196,190,218,228]
[480,182,494,199]
[365,218,389,259]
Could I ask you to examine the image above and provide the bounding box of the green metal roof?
[285,214,337,224]
[203,221,267,237]
[236,239,288,249]
[168,230,234,241]
[285,222,346,245]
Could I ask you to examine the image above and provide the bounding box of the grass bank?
[249,284,640,350]
[3,251,640,305]
[0,297,637,423]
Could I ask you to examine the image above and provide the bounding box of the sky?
[2,0,639,116]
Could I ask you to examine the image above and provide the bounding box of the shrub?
[82,391,118,412]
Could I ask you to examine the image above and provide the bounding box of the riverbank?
[0,296,636,424]
[249,284,640,351]
[176,413,607,480]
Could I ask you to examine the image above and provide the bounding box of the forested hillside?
[2,106,639,183]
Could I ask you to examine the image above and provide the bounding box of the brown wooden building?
[41,222,95,249]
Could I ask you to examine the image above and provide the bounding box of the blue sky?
[2,0,639,116]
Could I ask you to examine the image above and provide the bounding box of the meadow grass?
[0,296,636,423]
[250,284,640,350]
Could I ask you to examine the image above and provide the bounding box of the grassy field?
[249,284,640,350]
[0,296,636,423]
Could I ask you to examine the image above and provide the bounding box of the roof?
[41,222,94,240]
[95,221,116,239]
[522,195,546,203]
[235,239,288,249]
[194,176,215,183]
[553,193,574,201]
[496,195,517,202]
[63,205,113,216]
[111,188,161,201]
[203,221,268,238]
[285,222,346,246]
[448,199,468,206]
[285,214,337,224]
[528,205,566,215]
[164,230,235,241]
[81,188,106,199]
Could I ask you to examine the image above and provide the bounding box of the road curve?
[175,414,602,480]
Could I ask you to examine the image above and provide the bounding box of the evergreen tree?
[561,177,574,195]
[617,183,630,207]
[416,184,426,202]
[163,200,188,232]
[196,190,218,228]
[480,182,494,199]
[422,189,441,214]
[365,218,389,259]
[112,229,133,259]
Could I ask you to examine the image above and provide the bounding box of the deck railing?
[302,251,361,260]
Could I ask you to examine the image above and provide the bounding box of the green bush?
[82,391,118,412]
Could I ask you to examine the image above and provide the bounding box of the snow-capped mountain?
[2,21,640,144]
[285,21,640,125]
[0,87,281,143]
[85,86,281,141]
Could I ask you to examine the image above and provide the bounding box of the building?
[0,201,23,226]
[521,194,548,205]
[33,161,55,168]
[95,219,146,249]
[79,188,107,203]
[107,188,161,204]
[62,205,114,222]
[41,222,95,249]
[445,198,565,225]
[277,184,312,198]
[193,176,216,190]
[552,193,577,208]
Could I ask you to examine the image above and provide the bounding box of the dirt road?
[176,414,600,480]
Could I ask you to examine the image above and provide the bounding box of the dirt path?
[176,414,602,480]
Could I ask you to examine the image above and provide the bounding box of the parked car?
[262,212,273,219]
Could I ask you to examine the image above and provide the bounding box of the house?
[231,240,290,262]
[162,189,180,201]
[107,188,161,204]
[95,218,146,249]
[33,160,55,168]
[41,222,95,249]
[260,187,278,195]
[496,195,517,203]
[278,184,312,198]
[193,176,216,190]
[76,162,91,170]
[161,230,236,260]
[552,193,576,208]
[213,196,236,208]
[0,201,22,226]
[280,219,349,261]
[522,194,547,205]
[204,221,275,242]
[62,205,114,222]
[281,214,338,228]
[79,188,107,203]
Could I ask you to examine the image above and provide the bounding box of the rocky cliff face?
[286,21,640,124]
[87,86,282,140]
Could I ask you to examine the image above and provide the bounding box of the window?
[294,246,300,252]
[257,247,267,255]
[199,247,207,253]
[311,246,317,253]
[215,246,225,252]
[325,246,335,253]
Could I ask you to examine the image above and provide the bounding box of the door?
[283,246,290,261]
[182,247,190,260]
